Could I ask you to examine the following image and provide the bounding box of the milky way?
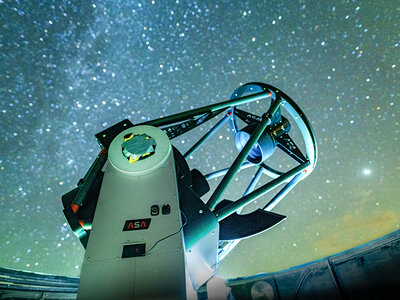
[0,0,399,278]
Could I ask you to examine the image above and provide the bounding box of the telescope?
[62,82,317,299]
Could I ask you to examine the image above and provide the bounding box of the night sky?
[0,0,399,280]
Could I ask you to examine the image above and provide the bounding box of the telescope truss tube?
[134,83,317,222]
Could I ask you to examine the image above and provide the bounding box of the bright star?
[363,169,371,175]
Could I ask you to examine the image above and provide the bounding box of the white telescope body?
[78,125,217,299]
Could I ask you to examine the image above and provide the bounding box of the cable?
[145,211,187,254]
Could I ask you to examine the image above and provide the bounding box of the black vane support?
[276,133,307,164]
[233,108,263,125]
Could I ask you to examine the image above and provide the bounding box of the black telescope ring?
[228,82,318,180]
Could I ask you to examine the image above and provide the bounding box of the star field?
[0,0,399,278]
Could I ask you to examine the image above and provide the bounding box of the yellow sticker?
[124,133,134,141]
[129,156,140,164]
